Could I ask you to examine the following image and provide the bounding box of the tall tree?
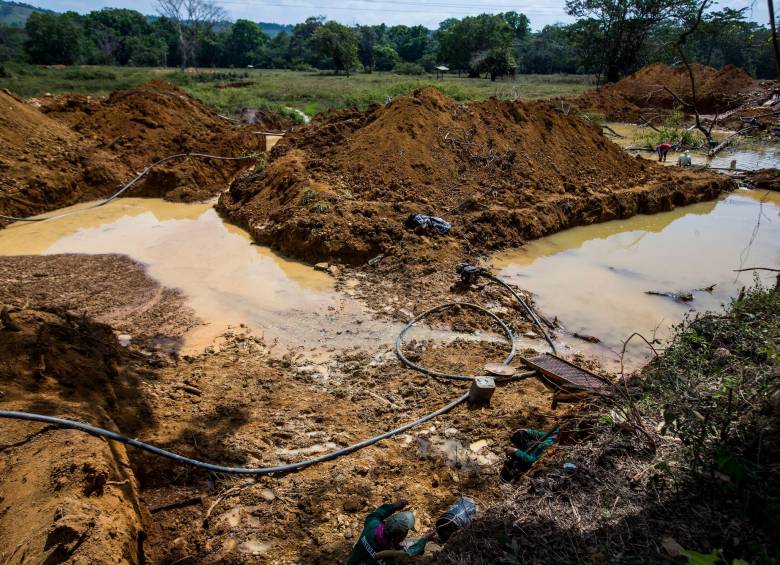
[309,20,359,76]
[24,12,87,65]
[769,0,780,78]
[565,0,695,83]
[437,14,515,77]
[222,19,267,67]
[357,25,378,71]
[154,0,226,68]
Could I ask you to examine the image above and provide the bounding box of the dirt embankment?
[571,63,780,132]
[572,63,759,121]
[0,307,149,564]
[0,254,198,563]
[1,81,267,223]
[0,89,129,221]
[218,87,733,269]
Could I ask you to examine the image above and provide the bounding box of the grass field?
[0,64,594,119]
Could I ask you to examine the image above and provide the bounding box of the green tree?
[0,24,27,63]
[373,42,400,71]
[309,20,359,76]
[565,0,696,83]
[518,24,579,74]
[386,24,429,62]
[289,16,324,68]
[85,8,149,65]
[222,19,268,67]
[436,14,515,77]
[357,25,378,71]
[24,11,87,64]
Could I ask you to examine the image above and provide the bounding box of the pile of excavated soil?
[40,81,262,202]
[0,89,129,222]
[573,63,757,121]
[0,307,148,564]
[218,87,732,267]
[739,168,780,191]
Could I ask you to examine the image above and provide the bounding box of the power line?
[218,0,567,17]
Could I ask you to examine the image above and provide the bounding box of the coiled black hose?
[481,273,557,354]
[395,302,517,380]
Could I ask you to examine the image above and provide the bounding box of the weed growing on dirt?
[300,187,317,205]
[643,277,780,541]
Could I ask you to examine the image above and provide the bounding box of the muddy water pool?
[0,198,400,352]
[605,123,780,170]
[493,189,780,369]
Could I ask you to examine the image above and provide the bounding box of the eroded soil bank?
[0,81,266,223]
[217,87,733,277]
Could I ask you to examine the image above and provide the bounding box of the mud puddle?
[605,122,780,170]
[0,198,518,355]
[0,198,395,352]
[493,190,780,370]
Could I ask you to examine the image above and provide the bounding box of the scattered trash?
[404,214,452,235]
[435,496,478,542]
[563,462,577,474]
[367,254,384,267]
[573,332,600,344]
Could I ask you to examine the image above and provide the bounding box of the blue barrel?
[435,496,478,542]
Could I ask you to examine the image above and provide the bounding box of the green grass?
[0,63,594,118]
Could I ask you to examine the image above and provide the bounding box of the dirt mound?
[218,87,732,266]
[0,89,130,222]
[43,81,261,202]
[573,63,757,121]
[740,168,780,191]
[0,306,148,563]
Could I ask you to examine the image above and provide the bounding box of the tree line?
[0,0,776,81]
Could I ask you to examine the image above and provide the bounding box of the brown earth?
[0,253,583,563]
[217,87,733,272]
[39,81,262,202]
[571,63,759,122]
[0,89,129,222]
[739,168,780,191]
[1,81,267,224]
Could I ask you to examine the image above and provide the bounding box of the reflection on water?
[605,123,780,171]
[0,198,383,351]
[493,191,780,370]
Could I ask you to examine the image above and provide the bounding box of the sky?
[26,0,773,31]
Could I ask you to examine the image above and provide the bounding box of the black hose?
[395,302,516,380]
[0,152,256,224]
[481,273,557,354]
[0,393,467,475]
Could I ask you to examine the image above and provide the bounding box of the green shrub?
[300,187,317,205]
[393,62,425,76]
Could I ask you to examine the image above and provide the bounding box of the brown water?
[0,198,395,352]
[605,123,780,171]
[493,190,780,370]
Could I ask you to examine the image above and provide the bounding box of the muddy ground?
[0,253,581,563]
[0,76,769,564]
